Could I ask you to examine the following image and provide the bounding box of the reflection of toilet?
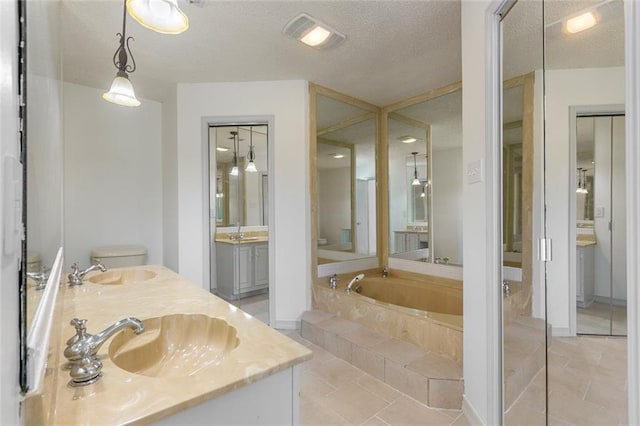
[317,238,328,246]
[27,251,41,273]
[90,245,147,268]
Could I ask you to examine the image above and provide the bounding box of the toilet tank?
[90,245,147,269]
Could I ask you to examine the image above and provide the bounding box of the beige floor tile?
[428,379,463,409]
[449,412,471,426]
[548,391,620,425]
[357,375,402,404]
[372,338,428,366]
[318,382,390,424]
[361,416,391,426]
[583,380,628,423]
[300,368,337,400]
[509,382,546,414]
[505,401,546,426]
[342,327,391,348]
[376,395,454,426]
[384,360,429,404]
[308,357,364,388]
[406,353,462,380]
[300,396,351,426]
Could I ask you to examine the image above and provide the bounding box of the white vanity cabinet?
[393,231,427,253]
[576,244,595,308]
[216,241,269,300]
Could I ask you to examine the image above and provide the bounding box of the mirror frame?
[381,81,461,266]
[310,83,382,277]
[502,73,534,289]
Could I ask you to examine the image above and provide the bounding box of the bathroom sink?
[108,314,239,378]
[88,269,157,285]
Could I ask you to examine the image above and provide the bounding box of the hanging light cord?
[412,152,419,180]
[112,0,136,77]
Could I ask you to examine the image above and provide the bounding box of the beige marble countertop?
[30,265,311,425]
[576,240,597,247]
[394,230,429,234]
[215,236,269,245]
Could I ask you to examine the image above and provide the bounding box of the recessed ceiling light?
[399,136,417,144]
[565,11,597,34]
[216,146,229,152]
[333,154,345,159]
[283,13,346,50]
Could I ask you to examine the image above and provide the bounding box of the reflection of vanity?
[215,239,269,300]
[393,230,428,253]
[576,236,596,308]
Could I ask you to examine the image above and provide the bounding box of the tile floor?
[283,328,627,425]
[577,301,627,335]
[506,334,628,425]
[282,330,469,426]
[224,292,269,324]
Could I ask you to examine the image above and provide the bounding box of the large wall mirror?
[385,83,463,266]
[310,84,379,273]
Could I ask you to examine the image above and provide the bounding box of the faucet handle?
[66,318,88,345]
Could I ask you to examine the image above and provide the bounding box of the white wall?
[162,86,179,271]
[176,80,310,326]
[543,67,624,332]
[432,147,463,264]
[63,83,163,268]
[318,167,350,245]
[0,1,22,423]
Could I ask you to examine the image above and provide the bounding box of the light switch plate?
[595,206,605,218]
[466,159,483,184]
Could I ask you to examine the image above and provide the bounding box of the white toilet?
[90,245,147,269]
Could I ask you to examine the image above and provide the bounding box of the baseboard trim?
[552,326,571,337]
[274,320,299,330]
[462,395,483,425]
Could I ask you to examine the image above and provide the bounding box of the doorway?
[207,123,271,324]
[574,113,627,336]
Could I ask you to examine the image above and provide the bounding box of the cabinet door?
[238,245,253,291]
[394,233,406,253]
[216,243,237,298]
[254,244,269,287]
[406,233,420,251]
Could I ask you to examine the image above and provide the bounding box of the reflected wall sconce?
[126,0,189,34]
[245,127,258,173]
[102,0,141,107]
[411,152,421,186]
[230,129,239,176]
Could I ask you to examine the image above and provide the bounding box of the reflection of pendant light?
[102,0,141,107]
[126,0,189,35]
[245,127,258,173]
[411,152,420,186]
[582,169,589,194]
[576,168,582,193]
[576,168,589,194]
[420,187,426,198]
[230,129,239,176]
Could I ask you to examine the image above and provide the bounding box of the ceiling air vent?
[282,13,346,50]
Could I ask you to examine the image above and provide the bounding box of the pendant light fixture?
[245,127,258,173]
[126,0,189,35]
[581,169,589,194]
[103,0,141,107]
[230,129,239,176]
[576,168,583,193]
[411,152,421,186]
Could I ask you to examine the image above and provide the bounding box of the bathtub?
[313,272,463,362]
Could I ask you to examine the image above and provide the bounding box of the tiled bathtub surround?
[301,310,463,409]
[312,271,463,363]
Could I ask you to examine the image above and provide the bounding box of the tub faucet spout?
[346,273,365,294]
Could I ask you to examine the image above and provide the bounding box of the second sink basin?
[88,269,157,285]
[108,314,239,378]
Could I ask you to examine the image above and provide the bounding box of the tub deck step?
[301,310,463,410]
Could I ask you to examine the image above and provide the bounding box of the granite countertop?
[31,265,311,425]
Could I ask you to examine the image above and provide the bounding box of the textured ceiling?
[61,0,462,106]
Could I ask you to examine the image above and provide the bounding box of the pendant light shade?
[411,152,421,186]
[126,0,189,34]
[229,166,239,176]
[245,127,258,172]
[102,73,141,107]
[245,161,257,173]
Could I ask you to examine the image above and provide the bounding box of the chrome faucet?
[346,273,365,294]
[64,317,144,386]
[503,279,511,296]
[329,274,340,289]
[67,262,107,286]
[27,265,49,290]
[229,223,244,240]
